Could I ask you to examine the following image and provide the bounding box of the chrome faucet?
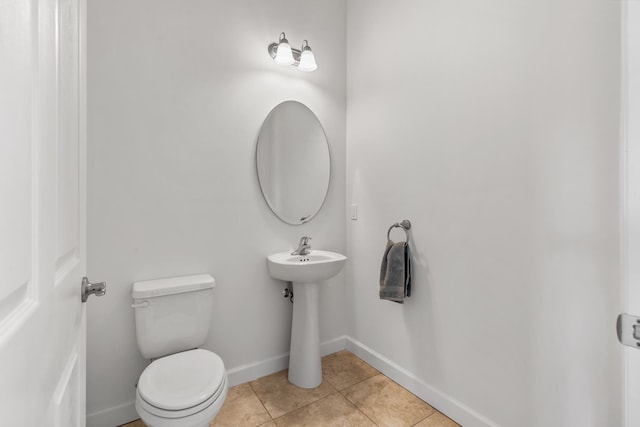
[292,236,312,256]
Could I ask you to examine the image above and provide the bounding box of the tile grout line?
[357,406,379,427]
[270,390,341,423]
[249,372,339,421]
[266,351,381,423]
[410,409,438,427]
[270,389,383,427]
[336,378,380,426]
[337,370,442,427]
[246,380,275,422]
[335,388,379,427]
[334,371,382,393]
[363,370,438,414]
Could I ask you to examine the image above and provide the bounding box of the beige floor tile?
[273,393,376,427]
[342,374,435,427]
[258,422,277,427]
[119,420,145,427]
[211,383,271,427]
[413,412,461,427]
[249,369,336,418]
[321,351,379,390]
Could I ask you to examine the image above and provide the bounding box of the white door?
[622,2,640,426]
[0,0,92,425]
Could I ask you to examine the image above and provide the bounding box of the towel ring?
[387,219,411,241]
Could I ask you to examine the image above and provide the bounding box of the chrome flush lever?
[81,277,107,302]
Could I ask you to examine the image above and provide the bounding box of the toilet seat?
[137,349,226,418]
[135,381,228,427]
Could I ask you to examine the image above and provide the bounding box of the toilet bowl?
[135,350,228,427]
[132,274,228,427]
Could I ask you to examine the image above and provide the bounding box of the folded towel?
[379,239,411,303]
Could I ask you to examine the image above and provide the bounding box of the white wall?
[346,1,622,426]
[87,1,346,425]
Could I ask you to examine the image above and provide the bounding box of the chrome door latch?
[81,277,106,302]
[617,313,640,348]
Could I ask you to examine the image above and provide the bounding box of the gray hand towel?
[379,239,411,303]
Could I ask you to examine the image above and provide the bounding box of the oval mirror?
[256,101,330,225]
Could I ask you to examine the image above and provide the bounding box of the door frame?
[621,2,640,426]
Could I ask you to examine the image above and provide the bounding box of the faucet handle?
[292,237,312,256]
[300,236,311,244]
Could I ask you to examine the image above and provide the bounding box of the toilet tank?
[132,274,215,359]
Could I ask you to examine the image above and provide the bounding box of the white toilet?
[132,274,228,427]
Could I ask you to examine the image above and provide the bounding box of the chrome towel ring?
[387,219,411,241]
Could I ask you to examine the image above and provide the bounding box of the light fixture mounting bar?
[268,43,303,66]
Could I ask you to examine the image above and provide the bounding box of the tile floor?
[121,351,460,427]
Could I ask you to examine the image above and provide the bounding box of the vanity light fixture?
[273,32,294,65]
[297,41,318,72]
[268,33,317,72]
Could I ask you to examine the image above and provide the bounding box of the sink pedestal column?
[288,281,321,388]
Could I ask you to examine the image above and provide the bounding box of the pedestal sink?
[267,250,346,388]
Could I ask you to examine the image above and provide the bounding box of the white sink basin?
[267,249,346,389]
[267,250,346,283]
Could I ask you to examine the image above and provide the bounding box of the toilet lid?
[138,349,225,411]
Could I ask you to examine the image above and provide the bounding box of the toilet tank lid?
[132,274,215,299]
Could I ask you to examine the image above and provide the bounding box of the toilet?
[132,274,228,427]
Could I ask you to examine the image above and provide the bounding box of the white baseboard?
[226,335,347,387]
[344,336,500,427]
[226,351,289,388]
[86,336,348,426]
[319,335,348,357]
[86,400,137,427]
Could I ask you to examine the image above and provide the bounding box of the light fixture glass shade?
[274,40,295,66]
[298,49,317,72]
